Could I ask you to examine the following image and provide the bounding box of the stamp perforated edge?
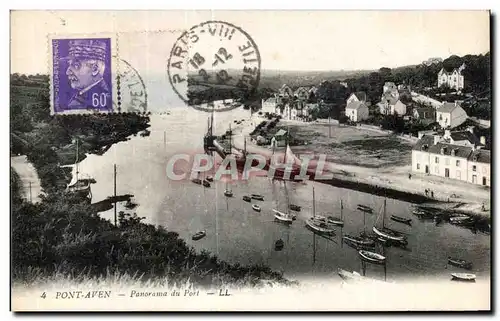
[48,32,119,116]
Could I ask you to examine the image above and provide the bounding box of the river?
[76,107,491,282]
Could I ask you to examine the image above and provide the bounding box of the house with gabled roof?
[436,101,468,129]
[412,131,490,186]
[347,91,367,105]
[345,101,369,122]
[379,96,407,116]
[437,63,465,90]
[468,149,490,186]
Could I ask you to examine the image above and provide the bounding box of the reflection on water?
[78,108,490,282]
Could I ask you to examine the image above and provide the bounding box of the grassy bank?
[11,82,291,288]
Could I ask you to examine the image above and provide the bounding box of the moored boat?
[289,204,301,212]
[373,226,406,242]
[305,217,336,235]
[206,176,214,182]
[252,204,261,212]
[451,273,476,282]
[448,257,473,270]
[338,268,384,283]
[224,189,233,197]
[343,234,375,247]
[390,215,412,225]
[327,216,344,227]
[275,239,284,251]
[357,204,373,213]
[202,180,211,187]
[273,209,293,224]
[192,230,206,241]
[372,199,407,242]
[243,195,252,202]
[358,250,386,265]
[251,194,265,201]
[191,178,202,185]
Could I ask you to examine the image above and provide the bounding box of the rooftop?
[438,102,460,113]
[449,130,482,146]
[346,101,367,111]
[350,91,367,102]
[469,149,490,164]
[412,134,435,151]
[427,143,472,159]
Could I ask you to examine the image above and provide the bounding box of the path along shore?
[229,116,491,220]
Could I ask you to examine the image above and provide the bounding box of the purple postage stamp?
[50,36,115,115]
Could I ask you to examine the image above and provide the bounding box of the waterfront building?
[412,131,490,186]
[378,96,407,116]
[262,96,278,114]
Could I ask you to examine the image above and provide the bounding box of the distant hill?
[258,69,375,90]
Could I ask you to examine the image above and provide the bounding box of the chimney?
[480,136,486,145]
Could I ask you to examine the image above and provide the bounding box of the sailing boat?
[224,124,233,197]
[66,138,92,200]
[343,199,375,248]
[372,198,407,243]
[272,138,295,224]
[273,179,293,224]
[305,186,336,235]
[327,199,344,226]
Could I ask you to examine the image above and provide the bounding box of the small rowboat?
[252,204,261,212]
[251,194,264,201]
[202,180,211,188]
[273,209,293,224]
[390,215,412,225]
[448,257,473,270]
[358,250,386,265]
[373,226,406,242]
[191,178,202,185]
[275,239,284,251]
[242,195,252,202]
[343,235,375,247]
[289,204,301,212]
[450,214,470,222]
[205,176,214,182]
[192,230,206,241]
[357,204,373,213]
[224,189,233,197]
[327,216,344,227]
[451,273,476,282]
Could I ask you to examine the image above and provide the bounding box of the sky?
[11,10,490,74]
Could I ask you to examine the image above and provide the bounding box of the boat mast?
[75,138,79,182]
[382,198,386,229]
[340,199,343,220]
[312,186,316,219]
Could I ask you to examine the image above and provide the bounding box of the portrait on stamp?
[52,38,113,113]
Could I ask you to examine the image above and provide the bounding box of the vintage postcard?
[10,10,491,311]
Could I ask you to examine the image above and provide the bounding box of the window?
[435,166,439,174]
[445,158,450,166]
[435,157,439,164]
[456,160,460,167]
[417,163,420,170]
[473,165,477,172]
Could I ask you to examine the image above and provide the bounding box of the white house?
[441,128,485,148]
[437,63,465,90]
[345,101,369,122]
[468,149,490,186]
[261,97,278,114]
[379,97,407,116]
[346,92,367,105]
[412,133,490,186]
[436,102,468,129]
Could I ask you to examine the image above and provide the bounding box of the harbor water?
[77,108,491,282]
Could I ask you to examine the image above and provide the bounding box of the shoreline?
[231,115,490,221]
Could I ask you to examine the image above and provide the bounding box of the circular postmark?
[167,21,261,112]
[115,58,148,114]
